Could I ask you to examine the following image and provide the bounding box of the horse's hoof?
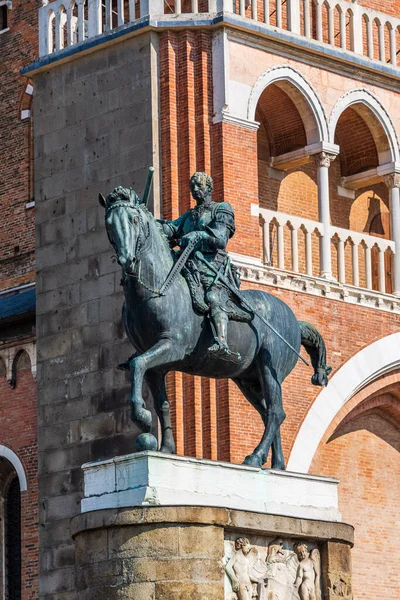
[243,454,263,468]
[131,404,152,432]
[271,460,286,471]
[160,444,176,455]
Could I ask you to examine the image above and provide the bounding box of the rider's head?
[190,172,213,205]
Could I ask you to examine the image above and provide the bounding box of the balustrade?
[260,208,396,296]
[39,0,400,64]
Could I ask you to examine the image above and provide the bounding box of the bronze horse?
[100,186,331,469]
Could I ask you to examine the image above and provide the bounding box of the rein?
[105,201,164,296]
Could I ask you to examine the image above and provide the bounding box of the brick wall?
[0,0,40,291]
[311,375,400,600]
[0,364,38,600]
[0,2,39,598]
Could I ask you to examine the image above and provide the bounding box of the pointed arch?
[288,332,400,473]
[247,65,329,145]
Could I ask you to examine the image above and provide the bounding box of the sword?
[196,256,309,366]
[158,237,198,296]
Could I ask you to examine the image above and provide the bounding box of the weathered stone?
[155,581,224,600]
[108,525,179,560]
[80,582,155,600]
[75,529,108,565]
[178,525,223,558]
[121,557,223,584]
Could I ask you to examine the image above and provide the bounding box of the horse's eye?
[133,216,139,224]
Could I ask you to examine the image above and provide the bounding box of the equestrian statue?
[99,169,331,469]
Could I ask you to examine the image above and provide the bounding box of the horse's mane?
[137,203,172,254]
[106,185,173,254]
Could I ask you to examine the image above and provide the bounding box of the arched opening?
[345,9,353,51]
[255,75,326,275]
[333,4,342,48]
[310,376,400,600]
[330,97,397,292]
[0,4,8,31]
[372,18,381,61]
[48,10,56,54]
[0,457,22,599]
[59,5,67,50]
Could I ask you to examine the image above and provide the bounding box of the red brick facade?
[158,26,400,600]
[0,1,39,598]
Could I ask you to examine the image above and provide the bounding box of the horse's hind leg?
[234,375,285,470]
[271,429,285,470]
[241,353,286,468]
[145,370,176,454]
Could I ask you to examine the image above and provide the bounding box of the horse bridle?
[105,201,162,295]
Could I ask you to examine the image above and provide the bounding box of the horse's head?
[99,186,148,274]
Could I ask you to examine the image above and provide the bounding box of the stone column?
[383,173,400,296]
[313,152,337,279]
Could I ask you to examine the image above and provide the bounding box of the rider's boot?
[208,310,241,360]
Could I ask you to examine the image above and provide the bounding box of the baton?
[142,167,155,207]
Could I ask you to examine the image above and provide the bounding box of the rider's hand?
[180,231,205,248]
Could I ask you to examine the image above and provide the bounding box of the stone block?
[35,107,66,137]
[35,196,66,225]
[37,331,72,361]
[80,583,155,600]
[122,557,223,584]
[80,273,115,303]
[40,542,76,571]
[75,529,108,565]
[108,525,179,560]
[40,565,75,595]
[155,581,224,600]
[76,559,123,590]
[322,541,353,600]
[178,525,223,558]
[45,492,82,522]
[78,413,116,443]
[42,123,86,156]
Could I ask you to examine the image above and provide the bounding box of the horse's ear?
[99,193,106,208]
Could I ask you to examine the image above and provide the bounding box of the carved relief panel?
[224,534,323,600]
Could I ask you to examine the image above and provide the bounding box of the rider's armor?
[158,200,253,358]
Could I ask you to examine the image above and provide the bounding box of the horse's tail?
[299,321,332,387]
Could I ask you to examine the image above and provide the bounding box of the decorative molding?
[311,151,338,168]
[337,185,355,200]
[288,332,400,473]
[329,89,400,163]
[382,173,400,189]
[214,110,260,131]
[0,342,36,388]
[0,445,27,491]
[233,259,400,315]
[247,64,329,144]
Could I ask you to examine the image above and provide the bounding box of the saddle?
[182,252,253,323]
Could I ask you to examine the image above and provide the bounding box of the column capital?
[312,151,337,168]
[382,173,400,189]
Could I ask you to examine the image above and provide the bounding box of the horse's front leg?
[129,340,180,433]
[145,370,176,454]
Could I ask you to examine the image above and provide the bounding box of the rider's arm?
[157,213,188,242]
[203,202,235,250]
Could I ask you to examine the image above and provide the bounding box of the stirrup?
[208,340,241,362]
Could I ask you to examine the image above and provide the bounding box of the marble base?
[81,451,341,522]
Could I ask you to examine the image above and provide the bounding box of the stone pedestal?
[71,453,353,599]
